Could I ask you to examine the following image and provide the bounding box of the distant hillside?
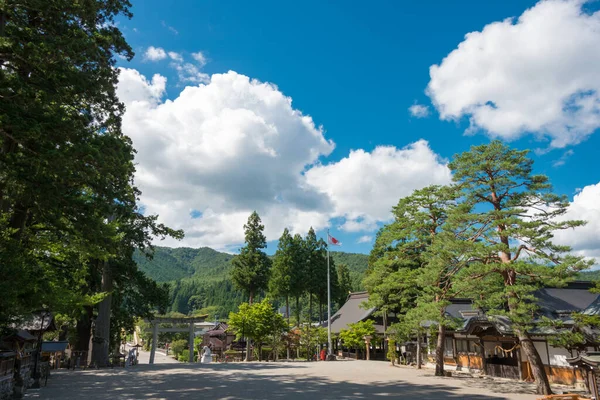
[329,251,369,290]
[579,270,600,281]
[136,247,368,284]
[135,246,370,317]
[134,246,234,283]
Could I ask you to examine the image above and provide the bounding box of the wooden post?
[188,323,195,363]
[149,322,158,364]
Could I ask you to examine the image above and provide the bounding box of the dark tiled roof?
[536,286,598,316]
[327,292,375,334]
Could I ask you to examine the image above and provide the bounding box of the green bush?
[171,339,188,358]
[387,339,397,365]
[178,349,197,362]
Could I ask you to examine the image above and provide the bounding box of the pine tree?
[231,211,271,304]
[270,228,294,358]
[365,185,458,374]
[289,234,307,330]
[231,211,271,361]
[447,141,591,395]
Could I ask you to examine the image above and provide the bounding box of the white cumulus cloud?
[144,46,167,61]
[118,69,335,249]
[409,104,430,118]
[117,67,454,249]
[116,68,166,105]
[305,140,452,232]
[427,0,600,148]
[553,182,600,267]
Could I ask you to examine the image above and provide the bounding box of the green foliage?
[229,298,287,361]
[578,270,600,281]
[231,212,272,303]
[128,243,369,317]
[448,141,591,325]
[339,320,376,350]
[336,263,353,306]
[229,299,287,343]
[329,252,369,290]
[387,339,397,363]
[364,186,459,326]
[0,1,183,364]
[178,349,197,362]
[171,339,188,358]
[269,228,295,301]
[134,246,234,283]
[298,325,328,349]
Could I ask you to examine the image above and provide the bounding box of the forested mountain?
[137,245,598,319]
[135,246,370,317]
[134,247,234,283]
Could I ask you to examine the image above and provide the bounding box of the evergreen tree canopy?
[446,140,592,394]
[231,211,271,303]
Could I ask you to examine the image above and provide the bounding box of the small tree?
[229,299,286,361]
[298,325,328,360]
[171,339,187,359]
[339,320,376,359]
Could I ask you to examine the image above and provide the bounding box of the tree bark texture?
[435,324,446,376]
[245,290,253,362]
[416,331,422,369]
[517,328,552,395]
[91,260,112,367]
[286,296,291,360]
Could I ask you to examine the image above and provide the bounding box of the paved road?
[136,348,180,364]
[26,360,545,400]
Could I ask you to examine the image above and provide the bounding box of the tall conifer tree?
[447,141,591,394]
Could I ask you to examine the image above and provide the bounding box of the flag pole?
[327,229,332,357]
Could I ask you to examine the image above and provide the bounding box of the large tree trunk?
[383,310,387,356]
[286,296,290,360]
[74,306,93,351]
[416,331,422,369]
[91,260,112,367]
[319,300,322,325]
[435,324,446,376]
[517,328,552,395]
[295,296,301,359]
[308,293,313,361]
[245,290,254,362]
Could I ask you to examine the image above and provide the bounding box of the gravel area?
[24,358,547,400]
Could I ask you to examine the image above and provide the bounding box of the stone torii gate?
[147,316,207,364]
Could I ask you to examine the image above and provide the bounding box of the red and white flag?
[328,234,341,246]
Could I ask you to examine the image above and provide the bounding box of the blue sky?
[114,0,600,262]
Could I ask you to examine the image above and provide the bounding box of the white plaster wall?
[548,346,572,367]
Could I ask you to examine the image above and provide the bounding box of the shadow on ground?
[29,363,525,400]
